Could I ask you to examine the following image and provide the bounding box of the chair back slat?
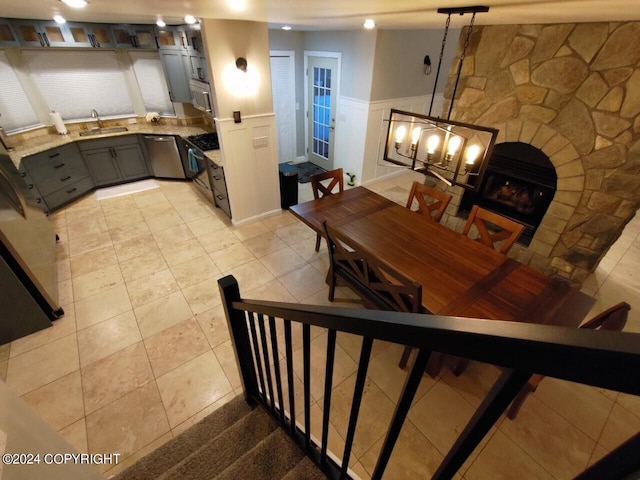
[406,181,452,223]
[311,168,344,199]
[462,205,525,254]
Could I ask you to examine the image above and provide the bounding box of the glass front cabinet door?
[66,23,115,48]
[13,20,72,47]
[0,19,20,46]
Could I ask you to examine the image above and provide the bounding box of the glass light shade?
[427,134,440,154]
[465,144,481,164]
[382,109,498,191]
[411,127,421,145]
[156,19,166,27]
[184,15,197,24]
[364,19,376,29]
[447,136,462,156]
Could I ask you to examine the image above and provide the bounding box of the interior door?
[306,56,338,170]
[270,52,296,164]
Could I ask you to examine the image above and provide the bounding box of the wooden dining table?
[290,186,596,373]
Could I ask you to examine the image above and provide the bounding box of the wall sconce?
[222,57,259,97]
[384,109,498,190]
[423,55,431,76]
[235,57,248,73]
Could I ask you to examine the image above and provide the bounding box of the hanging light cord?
[447,12,477,120]
[428,13,451,116]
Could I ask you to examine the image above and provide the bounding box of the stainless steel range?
[187,132,219,151]
[180,132,219,205]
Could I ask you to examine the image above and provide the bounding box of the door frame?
[303,50,342,164]
[269,50,297,164]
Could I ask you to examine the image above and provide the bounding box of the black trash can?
[278,163,298,209]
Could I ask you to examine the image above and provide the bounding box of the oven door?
[191,150,214,204]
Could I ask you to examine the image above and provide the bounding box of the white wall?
[331,93,445,186]
[216,114,281,225]
[202,19,274,120]
[370,29,461,101]
[362,94,444,184]
[202,19,280,224]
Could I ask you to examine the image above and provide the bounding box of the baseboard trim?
[231,208,283,226]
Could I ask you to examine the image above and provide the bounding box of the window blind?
[0,51,41,133]
[129,51,175,116]
[22,50,134,121]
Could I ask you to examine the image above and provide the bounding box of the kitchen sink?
[79,126,129,137]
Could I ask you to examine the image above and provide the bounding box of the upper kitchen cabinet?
[111,24,157,49]
[66,23,114,48]
[156,25,198,50]
[157,25,208,82]
[156,27,181,50]
[13,20,73,47]
[159,49,192,103]
[0,19,20,46]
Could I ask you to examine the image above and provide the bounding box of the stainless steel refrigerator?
[0,145,62,345]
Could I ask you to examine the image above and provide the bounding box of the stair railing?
[219,275,640,480]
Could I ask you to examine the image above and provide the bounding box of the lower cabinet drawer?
[213,190,231,218]
[210,170,227,196]
[36,172,88,196]
[44,176,94,211]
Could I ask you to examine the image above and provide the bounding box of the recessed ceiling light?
[363,19,376,29]
[156,19,166,27]
[53,14,66,24]
[60,0,87,8]
[281,26,292,31]
[184,15,197,24]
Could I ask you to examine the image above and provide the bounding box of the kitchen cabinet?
[17,166,48,214]
[79,136,150,186]
[111,24,157,49]
[209,161,231,218]
[158,25,209,100]
[13,20,72,47]
[20,142,94,211]
[66,23,114,48]
[159,50,192,103]
[0,19,20,47]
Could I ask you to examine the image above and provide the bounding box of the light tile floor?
[0,170,639,479]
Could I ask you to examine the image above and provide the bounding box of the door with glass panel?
[306,56,338,170]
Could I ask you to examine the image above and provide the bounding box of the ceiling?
[3,0,640,30]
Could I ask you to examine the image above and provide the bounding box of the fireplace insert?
[459,142,557,246]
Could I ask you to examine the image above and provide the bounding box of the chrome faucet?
[90,109,103,128]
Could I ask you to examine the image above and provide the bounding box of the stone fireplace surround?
[432,21,640,286]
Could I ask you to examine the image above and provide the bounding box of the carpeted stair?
[112,396,327,480]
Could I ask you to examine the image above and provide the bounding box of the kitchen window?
[22,49,134,121]
[129,51,175,116]
[0,51,41,133]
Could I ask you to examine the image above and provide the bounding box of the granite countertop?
[7,123,221,167]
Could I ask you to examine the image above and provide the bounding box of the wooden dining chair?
[322,221,422,314]
[311,168,344,251]
[405,181,452,223]
[504,301,630,420]
[462,205,525,254]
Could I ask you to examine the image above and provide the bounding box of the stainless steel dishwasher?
[143,135,186,179]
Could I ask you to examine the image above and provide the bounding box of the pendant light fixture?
[382,6,497,191]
